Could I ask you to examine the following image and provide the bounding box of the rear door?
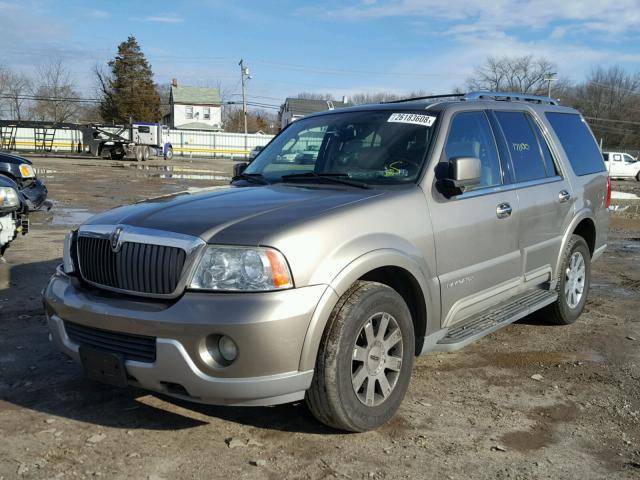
[429,110,521,326]
[491,110,574,284]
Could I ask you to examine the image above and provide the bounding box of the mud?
[0,157,639,479]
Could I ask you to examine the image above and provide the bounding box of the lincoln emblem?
[110,226,124,253]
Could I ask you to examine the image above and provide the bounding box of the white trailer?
[81,122,173,161]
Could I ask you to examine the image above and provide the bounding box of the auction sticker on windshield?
[387,113,436,127]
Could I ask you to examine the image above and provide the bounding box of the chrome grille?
[65,321,156,363]
[77,235,187,295]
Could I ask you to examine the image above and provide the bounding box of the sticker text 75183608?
[387,113,437,127]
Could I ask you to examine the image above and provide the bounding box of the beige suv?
[44,92,610,431]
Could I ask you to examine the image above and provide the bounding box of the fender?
[552,208,594,290]
[298,248,440,371]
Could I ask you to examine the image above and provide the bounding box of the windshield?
[243,110,438,185]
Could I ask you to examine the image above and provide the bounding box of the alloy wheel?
[351,312,404,407]
[565,251,586,309]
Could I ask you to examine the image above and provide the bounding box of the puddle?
[109,164,232,182]
[500,402,578,452]
[152,173,231,181]
[51,208,94,226]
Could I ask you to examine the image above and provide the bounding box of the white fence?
[1,127,274,158]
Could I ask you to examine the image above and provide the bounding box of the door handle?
[559,190,571,203]
[496,202,512,219]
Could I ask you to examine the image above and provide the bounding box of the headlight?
[63,231,76,274]
[0,187,20,208]
[19,164,35,178]
[190,246,293,291]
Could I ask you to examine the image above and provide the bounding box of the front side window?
[244,110,437,185]
[494,111,548,182]
[443,111,502,190]
[545,113,606,176]
[624,154,636,163]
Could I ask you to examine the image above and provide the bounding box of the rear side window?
[494,111,548,182]
[545,113,606,176]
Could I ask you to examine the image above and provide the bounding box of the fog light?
[218,335,238,363]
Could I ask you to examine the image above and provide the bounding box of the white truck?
[81,122,173,161]
[603,151,640,181]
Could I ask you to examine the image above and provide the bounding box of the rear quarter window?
[545,112,606,176]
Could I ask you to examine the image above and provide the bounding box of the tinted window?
[603,153,609,162]
[444,111,501,190]
[495,111,548,182]
[545,113,606,176]
[527,117,558,176]
[245,110,437,185]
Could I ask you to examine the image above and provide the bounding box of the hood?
[83,185,384,244]
[0,153,32,166]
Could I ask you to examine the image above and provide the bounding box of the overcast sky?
[1,0,639,107]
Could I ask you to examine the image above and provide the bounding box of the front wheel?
[306,281,415,432]
[544,235,591,325]
[164,146,173,161]
[636,172,640,182]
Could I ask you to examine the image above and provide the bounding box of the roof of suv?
[303,91,578,119]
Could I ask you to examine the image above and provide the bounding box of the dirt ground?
[1,155,639,480]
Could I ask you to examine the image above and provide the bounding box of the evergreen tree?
[98,36,160,123]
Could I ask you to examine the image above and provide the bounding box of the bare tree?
[466,55,558,95]
[1,68,31,120]
[30,60,80,122]
[569,66,640,148]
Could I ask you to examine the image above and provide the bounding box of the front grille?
[64,321,156,363]
[77,236,187,295]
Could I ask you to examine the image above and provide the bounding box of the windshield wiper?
[231,173,269,185]
[280,172,371,189]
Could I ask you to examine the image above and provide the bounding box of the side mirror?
[233,162,249,178]
[439,157,481,197]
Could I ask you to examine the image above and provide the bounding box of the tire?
[636,172,640,182]
[306,281,415,432]
[164,147,173,161]
[142,146,150,162]
[134,146,143,162]
[543,235,591,325]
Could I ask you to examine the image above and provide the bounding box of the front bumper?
[20,179,47,211]
[44,267,325,406]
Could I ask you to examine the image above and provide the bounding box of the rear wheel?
[306,281,415,432]
[134,146,143,162]
[636,172,640,182]
[142,146,150,162]
[544,235,591,325]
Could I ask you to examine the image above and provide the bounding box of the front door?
[429,111,521,327]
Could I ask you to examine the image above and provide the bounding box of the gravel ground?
[1,156,639,480]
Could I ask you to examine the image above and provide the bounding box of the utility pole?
[239,59,250,157]
[544,72,557,98]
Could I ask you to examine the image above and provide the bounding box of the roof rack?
[463,91,559,105]
[382,93,464,104]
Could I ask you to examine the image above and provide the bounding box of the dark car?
[0,174,28,257]
[0,152,48,210]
